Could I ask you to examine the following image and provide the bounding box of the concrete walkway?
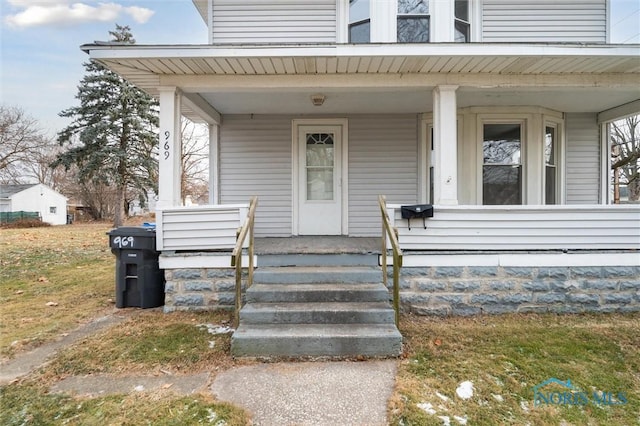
[50,372,211,397]
[211,360,397,426]
[1,311,399,425]
[0,313,125,384]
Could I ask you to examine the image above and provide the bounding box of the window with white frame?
[343,0,475,43]
[454,0,470,42]
[544,124,558,204]
[397,0,430,43]
[349,0,370,43]
[482,123,523,205]
[50,206,57,214]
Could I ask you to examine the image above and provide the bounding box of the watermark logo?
[533,378,627,407]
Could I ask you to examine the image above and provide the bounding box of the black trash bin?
[107,226,165,308]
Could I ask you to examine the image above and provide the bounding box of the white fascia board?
[159,254,255,269]
[387,203,640,213]
[398,252,640,267]
[84,43,640,61]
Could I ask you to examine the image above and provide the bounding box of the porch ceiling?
[83,43,640,118]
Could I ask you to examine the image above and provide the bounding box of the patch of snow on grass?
[455,381,474,400]
[417,402,437,415]
[436,391,450,402]
[438,415,451,426]
[520,400,530,412]
[197,324,233,335]
[453,415,468,425]
[208,340,216,349]
[134,385,144,392]
[492,394,504,402]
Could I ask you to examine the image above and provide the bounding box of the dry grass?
[42,310,242,379]
[390,313,640,425]
[0,223,115,358]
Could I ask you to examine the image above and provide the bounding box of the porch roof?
[82,42,640,120]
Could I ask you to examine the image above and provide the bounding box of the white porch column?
[433,85,459,205]
[158,86,182,209]
[209,123,220,204]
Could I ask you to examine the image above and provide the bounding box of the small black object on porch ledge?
[400,204,434,230]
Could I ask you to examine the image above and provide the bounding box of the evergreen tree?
[54,24,159,227]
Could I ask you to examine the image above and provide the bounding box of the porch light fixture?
[311,94,326,106]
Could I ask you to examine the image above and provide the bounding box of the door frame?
[292,118,349,235]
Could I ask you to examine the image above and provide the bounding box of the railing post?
[379,195,403,328]
[248,213,255,288]
[232,196,258,329]
[381,213,388,289]
[234,255,242,328]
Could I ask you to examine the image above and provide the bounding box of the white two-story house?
[86,1,639,353]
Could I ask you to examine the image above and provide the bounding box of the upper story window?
[397,0,430,43]
[349,0,370,43]
[343,0,473,43]
[454,0,470,42]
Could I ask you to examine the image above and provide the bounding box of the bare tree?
[611,115,640,202]
[180,118,209,205]
[0,105,52,184]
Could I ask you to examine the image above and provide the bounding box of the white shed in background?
[0,184,68,225]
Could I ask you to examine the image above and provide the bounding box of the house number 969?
[163,131,170,160]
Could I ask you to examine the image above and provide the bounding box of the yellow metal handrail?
[379,195,403,327]
[231,196,258,328]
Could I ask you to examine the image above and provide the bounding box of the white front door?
[297,124,343,235]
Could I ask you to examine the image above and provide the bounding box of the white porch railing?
[386,204,640,251]
[156,204,249,251]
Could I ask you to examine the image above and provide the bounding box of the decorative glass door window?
[349,0,370,43]
[306,133,335,201]
[545,125,557,204]
[397,0,429,43]
[483,123,522,205]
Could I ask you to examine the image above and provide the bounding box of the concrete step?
[253,267,381,285]
[231,323,403,357]
[258,254,378,267]
[239,302,396,324]
[246,283,390,303]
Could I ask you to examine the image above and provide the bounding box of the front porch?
[158,200,640,317]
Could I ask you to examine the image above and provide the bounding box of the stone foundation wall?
[398,266,640,316]
[163,268,238,312]
[163,265,639,315]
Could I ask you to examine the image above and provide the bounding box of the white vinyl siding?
[219,115,292,237]
[349,115,418,236]
[211,0,337,44]
[482,0,607,43]
[389,204,640,250]
[565,113,601,204]
[156,205,248,250]
[219,114,418,237]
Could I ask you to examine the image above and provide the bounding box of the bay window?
[349,0,370,43]
[454,0,470,42]
[397,0,430,43]
[482,123,523,205]
[544,125,558,204]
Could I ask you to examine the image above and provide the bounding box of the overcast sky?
[1,0,639,138]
